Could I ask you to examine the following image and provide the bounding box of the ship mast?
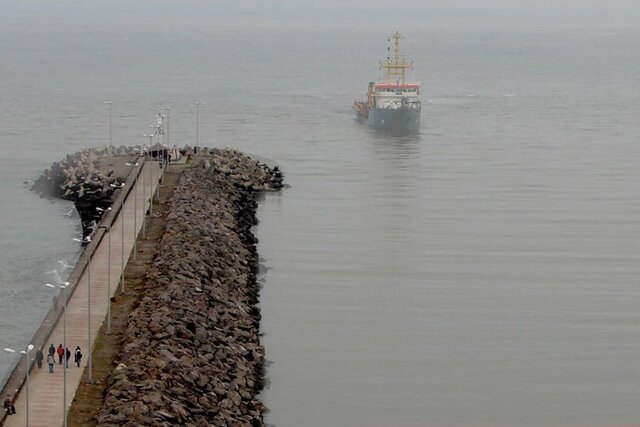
[380,31,413,85]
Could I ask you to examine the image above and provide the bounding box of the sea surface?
[1,23,639,427]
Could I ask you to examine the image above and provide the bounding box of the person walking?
[74,347,83,367]
[3,395,16,415]
[3,395,10,416]
[65,347,71,368]
[47,352,55,373]
[56,344,64,365]
[48,343,55,356]
[35,347,44,368]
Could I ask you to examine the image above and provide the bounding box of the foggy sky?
[1,0,639,30]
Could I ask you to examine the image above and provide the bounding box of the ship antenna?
[379,31,413,85]
[393,31,401,67]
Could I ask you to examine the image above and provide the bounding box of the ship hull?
[364,107,421,136]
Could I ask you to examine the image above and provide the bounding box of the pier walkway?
[2,160,161,427]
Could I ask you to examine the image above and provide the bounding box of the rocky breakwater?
[31,146,138,241]
[95,149,283,426]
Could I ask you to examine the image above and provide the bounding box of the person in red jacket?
[56,344,65,365]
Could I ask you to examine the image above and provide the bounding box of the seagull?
[75,235,92,244]
[110,182,125,188]
[62,209,74,217]
[57,260,73,269]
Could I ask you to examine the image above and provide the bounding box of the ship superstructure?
[353,31,422,135]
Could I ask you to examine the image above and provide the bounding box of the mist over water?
[1,23,639,426]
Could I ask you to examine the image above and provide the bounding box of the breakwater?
[30,146,139,241]
[94,149,283,426]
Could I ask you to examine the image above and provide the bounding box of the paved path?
[4,161,161,427]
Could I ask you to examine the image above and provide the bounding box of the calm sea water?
[1,24,639,426]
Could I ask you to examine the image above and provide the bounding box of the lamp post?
[24,344,33,427]
[141,160,146,238]
[195,102,202,148]
[103,101,113,147]
[87,252,93,383]
[148,161,153,216]
[164,106,170,147]
[121,201,125,292]
[45,282,69,427]
[141,135,153,240]
[158,159,162,196]
[133,172,137,261]
[160,114,165,146]
[4,344,34,427]
[98,224,112,332]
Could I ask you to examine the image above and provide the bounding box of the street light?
[120,201,125,293]
[4,344,33,427]
[160,114,165,146]
[45,282,70,427]
[195,102,202,148]
[141,134,153,241]
[148,161,153,217]
[141,159,147,239]
[158,159,163,195]
[164,106,170,147]
[24,344,34,427]
[133,172,137,261]
[87,253,93,383]
[103,101,113,147]
[98,225,112,333]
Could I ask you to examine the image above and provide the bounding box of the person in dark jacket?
[3,395,16,415]
[48,344,55,356]
[65,347,71,368]
[74,347,83,367]
[35,348,44,369]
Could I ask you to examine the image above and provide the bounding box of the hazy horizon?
[1,0,639,31]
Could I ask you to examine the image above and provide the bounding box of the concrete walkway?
[4,161,161,427]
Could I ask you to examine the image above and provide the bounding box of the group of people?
[3,344,84,416]
[34,344,83,373]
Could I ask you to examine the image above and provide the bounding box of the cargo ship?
[353,31,421,135]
